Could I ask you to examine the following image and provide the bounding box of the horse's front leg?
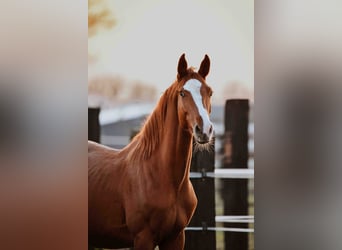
[134,229,155,250]
[159,230,185,250]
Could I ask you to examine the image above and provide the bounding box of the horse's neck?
[158,100,193,189]
[131,90,193,189]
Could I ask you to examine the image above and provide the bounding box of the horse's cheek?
[178,109,188,129]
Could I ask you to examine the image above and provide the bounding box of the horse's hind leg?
[134,229,155,250]
[159,230,185,250]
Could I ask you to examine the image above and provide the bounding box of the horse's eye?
[180,91,185,97]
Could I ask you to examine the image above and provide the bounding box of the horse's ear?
[198,54,210,79]
[177,53,188,79]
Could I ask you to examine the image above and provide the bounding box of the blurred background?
[256,1,342,250]
[88,0,253,108]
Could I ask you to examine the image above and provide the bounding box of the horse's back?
[88,140,120,168]
[88,140,119,155]
[88,140,123,196]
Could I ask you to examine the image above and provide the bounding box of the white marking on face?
[183,79,213,137]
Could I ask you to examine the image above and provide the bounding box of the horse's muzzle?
[194,124,213,144]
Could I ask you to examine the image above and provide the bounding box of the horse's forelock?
[177,70,208,89]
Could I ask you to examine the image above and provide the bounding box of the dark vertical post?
[88,107,101,250]
[88,107,101,143]
[185,140,216,250]
[222,99,249,250]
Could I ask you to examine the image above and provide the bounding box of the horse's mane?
[127,84,177,161]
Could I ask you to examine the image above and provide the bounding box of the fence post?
[222,99,249,250]
[185,139,216,250]
[88,107,101,250]
[88,107,101,143]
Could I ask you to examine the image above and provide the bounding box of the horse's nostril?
[209,125,213,134]
[195,125,202,134]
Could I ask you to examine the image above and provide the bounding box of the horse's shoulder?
[178,180,197,214]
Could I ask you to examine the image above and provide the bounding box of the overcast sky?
[88,0,254,104]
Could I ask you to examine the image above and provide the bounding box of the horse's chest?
[151,185,197,234]
[175,186,198,229]
[146,202,193,241]
[126,181,197,240]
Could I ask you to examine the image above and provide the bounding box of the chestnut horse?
[88,54,214,249]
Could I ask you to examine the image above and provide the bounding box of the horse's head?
[176,53,214,145]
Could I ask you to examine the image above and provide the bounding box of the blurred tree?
[88,0,115,37]
[131,81,157,101]
[88,76,124,99]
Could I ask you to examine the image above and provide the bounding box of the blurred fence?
[185,99,253,250]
